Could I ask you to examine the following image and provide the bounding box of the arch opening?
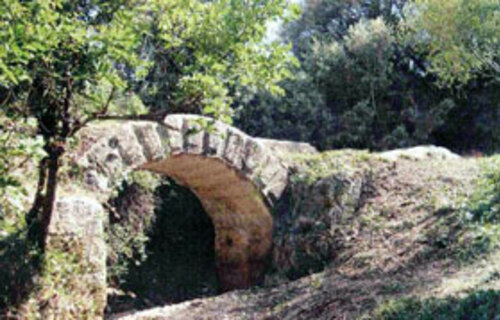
[67,115,289,316]
[106,178,219,314]
[142,154,274,291]
[105,151,274,314]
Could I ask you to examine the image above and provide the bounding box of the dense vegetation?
[236,0,500,153]
[0,0,294,259]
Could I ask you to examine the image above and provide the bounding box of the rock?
[77,115,289,204]
[378,145,460,162]
[48,196,104,237]
[255,138,318,156]
[271,169,366,280]
[46,196,107,319]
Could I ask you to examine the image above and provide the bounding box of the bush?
[236,0,500,154]
[374,290,500,320]
[106,180,158,287]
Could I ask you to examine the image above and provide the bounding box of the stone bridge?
[48,114,297,316]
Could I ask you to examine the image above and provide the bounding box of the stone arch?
[74,114,288,291]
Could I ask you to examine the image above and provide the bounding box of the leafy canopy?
[136,0,298,122]
[0,0,297,126]
[406,0,500,86]
[0,0,298,257]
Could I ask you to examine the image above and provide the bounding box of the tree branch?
[69,91,204,137]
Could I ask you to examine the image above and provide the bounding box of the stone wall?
[47,114,290,317]
[45,197,107,318]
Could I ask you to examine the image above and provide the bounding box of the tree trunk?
[26,158,48,251]
[39,151,60,250]
[26,145,62,252]
[27,158,48,224]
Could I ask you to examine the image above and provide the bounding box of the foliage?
[238,6,452,150]
[0,0,296,128]
[237,0,500,153]
[21,242,102,319]
[0,113,44,234]
[466,156,500,224]
[135,0,298,122]
[0,0,152,250]
[0,113,44,314]
[282,0,406,44]
[406,0,500,86]
[451,156,500,260]
[0,0,296,254]
[0,0,147,120]
[373,290,500,320]
[106,177,159,287]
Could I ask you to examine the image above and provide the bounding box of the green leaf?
[0,59,18,84]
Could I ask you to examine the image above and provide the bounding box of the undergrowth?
[372,155,500,319]
[373,290,500,320]
[106,171,160,287]
[21,240,103,319]
[453,155,500,261]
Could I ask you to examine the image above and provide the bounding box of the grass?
[0,170,40,317]
[373,290,500,320]
[266,151,500,319]
[21,242,103,320]
[288,149,374,183]
[368,155,500,319]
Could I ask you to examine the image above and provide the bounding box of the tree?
[0,0,295,251]
[135,0,297,121]
[406,0,500,86]
[237,0,453,151]
[237,0,500,153]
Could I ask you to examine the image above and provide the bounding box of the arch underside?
[76,115,288,291]
[143,154,273,289]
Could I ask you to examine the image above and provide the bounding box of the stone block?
[48,197,104,237]
[223,129,245,169]
[132,122,165,162]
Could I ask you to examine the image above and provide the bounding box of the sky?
[265,0,305,42]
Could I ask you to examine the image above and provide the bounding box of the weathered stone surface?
[256,138,318,155]
[378,145,460,162]
[181,117,205,154]
[76,114,289,204]
[46,196,107,318]
[50,114,291,317]
[132,122,165,162]
[222,128,246,169]
[115,124,148,166]
[270,160,367,281]
[48,196,105,237]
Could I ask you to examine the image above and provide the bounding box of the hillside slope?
[113,148,500,320]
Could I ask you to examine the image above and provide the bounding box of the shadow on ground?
[0,230,40,317]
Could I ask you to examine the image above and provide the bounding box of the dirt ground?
[111,153,500,320]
